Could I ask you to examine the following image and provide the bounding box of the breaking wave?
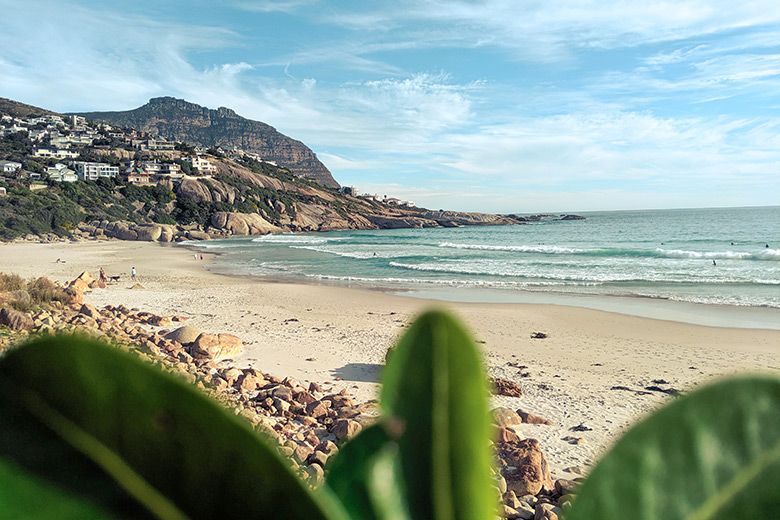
[438,242,780,261]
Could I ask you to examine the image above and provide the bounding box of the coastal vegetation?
[1,96,526,243]
[0,310,776,519]
[0,273,71,312]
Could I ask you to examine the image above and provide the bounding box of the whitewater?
[187,206,780,308]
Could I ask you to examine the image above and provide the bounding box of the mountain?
[0,97,56,118]
[75,97,339,188]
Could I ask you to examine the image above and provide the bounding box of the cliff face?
[76,97,339,188]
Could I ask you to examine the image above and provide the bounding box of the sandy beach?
[2,239,779,475]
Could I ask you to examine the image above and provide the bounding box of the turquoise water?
[188,206,780,309]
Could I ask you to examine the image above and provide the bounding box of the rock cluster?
[0,272,380,487]
[1,273,572,515]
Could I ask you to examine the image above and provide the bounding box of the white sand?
[2,240,779,474]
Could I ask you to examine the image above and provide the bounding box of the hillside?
[75,97,338,188]
[0,98,56,118]
[0,97,520,241]
[0,154,519,241]
[0,155,519,241]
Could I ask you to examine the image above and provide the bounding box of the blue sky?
[1,0,779,212]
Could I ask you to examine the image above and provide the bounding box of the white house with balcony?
[73,161,119,181]
[189,155,217,175]
[33,147,80,160]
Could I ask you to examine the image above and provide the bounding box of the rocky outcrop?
[493,407,523,429]
[77,221,182,242]
[0,307,33,330]
[191,332,243,361]
[499,438,554,497]
[176,178,237,205]
[165,325,202,345]
[420,210,521,227]
[0,272,586,516]
[366,215,438,229]
[210,212,280,235]
[75,97,339,188]
[510,214,586,223]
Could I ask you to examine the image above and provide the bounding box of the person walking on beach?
[131,266,137,281]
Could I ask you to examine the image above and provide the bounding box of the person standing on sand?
[131,266,137,281]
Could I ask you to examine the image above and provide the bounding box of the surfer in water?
[712,260,717,266]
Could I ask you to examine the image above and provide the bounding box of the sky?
[1,1,779,212]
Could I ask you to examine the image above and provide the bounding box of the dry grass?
[0,273,69,312]
[0,273,25,292]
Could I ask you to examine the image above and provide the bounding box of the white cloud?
[317,153,381,170]
[234,0,318,13]
[2,0,779,212]
[301,1,780,61]
[0,2,237,111]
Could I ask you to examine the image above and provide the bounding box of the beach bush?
[0,274,69,311]
[26,276,69,306]
[0,273,26,292]
[0,311,777,519]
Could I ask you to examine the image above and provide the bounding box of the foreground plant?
[0,310,777,519]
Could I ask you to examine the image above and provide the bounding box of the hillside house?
[338,186,358,196]
[33,147,80,160]
[138,160,162,175]
[383,197,415,207]
[50,134,94,148]
[28,129,49,141]
[125,169,155,186]
[46,163,78,183]
[0,187,6,197]
[132,138,175,151]
[73,161,119,181]
[70,115,87,129]
[189,155,217,175]
[138,160,181,176]
[0,160,22,175]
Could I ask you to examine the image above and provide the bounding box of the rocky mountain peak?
[216,106,238,118]
[75,98,338,188]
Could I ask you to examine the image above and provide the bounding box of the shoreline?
[2,240,779,475]
[191,242,780,331]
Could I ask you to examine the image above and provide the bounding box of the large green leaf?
[325,424,410,520]
[567,376,780,520]
[0,335,346,519]
[380,310,497,520]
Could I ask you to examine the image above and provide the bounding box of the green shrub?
[0,311,777,519]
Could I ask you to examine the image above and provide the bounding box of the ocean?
[187,206,780,312]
